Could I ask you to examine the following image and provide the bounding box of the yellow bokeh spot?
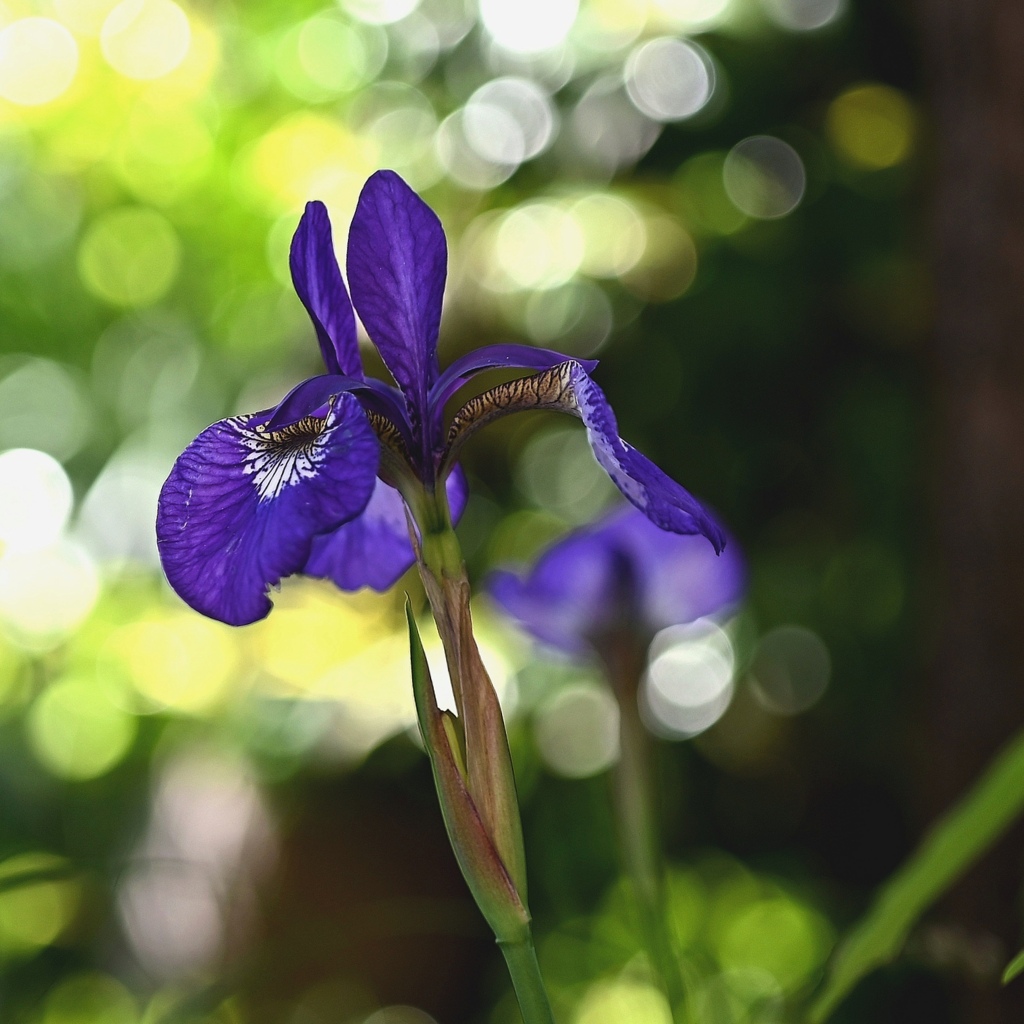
[101,0,191,81]
[27,674,137,780]
[675,151,747,236]
[571,193,647,278]
[574,978,672,1024]
[78,207,181,307]
[43,972,137,1024]
[114,98,213,203]
[489,203,585,291]
[110,612,240,713]
[53,0,122,37]
[0,18,78,107]
[715,896,833,994]
[621,215,697,302]
[241,112,379,215]
[252,584,388,692]
[826,84,915,171]
[145,15,219,101]
[277,16,386,102]
[0,852,78,957]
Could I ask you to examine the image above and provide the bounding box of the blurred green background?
[0,0,947,1021]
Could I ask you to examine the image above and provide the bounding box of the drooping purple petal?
[489,507,744,655]
[347,170,446,431]
[157,394,378,626]
[429,344,598,416]
[290,201,362,377]
[443,359,724,552]
[303,465,469,592]
[564,362,726,553]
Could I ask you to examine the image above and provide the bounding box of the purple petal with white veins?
[429,343,598,416]
[157,394,378,626]
[291,201,361,377]
[304,465,469,591]
[347,170,446,428]
[564,362,726,552]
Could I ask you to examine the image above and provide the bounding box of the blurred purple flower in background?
[489,505,745,1021]
[489,504,745,657]
[157,171,724,626]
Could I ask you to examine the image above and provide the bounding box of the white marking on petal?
[237,415,329,502]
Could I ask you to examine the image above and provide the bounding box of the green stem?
[604,640,688,1023]
[412,485,557,1023]
[499,936,557,1024]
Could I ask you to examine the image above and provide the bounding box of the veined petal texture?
[157,394,378,626]
[291,200,362,377]
[347,170,446,427]
[304,466,469,592]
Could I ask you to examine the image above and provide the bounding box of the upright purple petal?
[157,394,378,626]
[304,466,469,592]
[347,170,446,428]
[290,201,362,377]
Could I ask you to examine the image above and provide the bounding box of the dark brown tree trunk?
[915,1,1024,1020]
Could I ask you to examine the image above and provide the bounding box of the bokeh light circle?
[78,207,181,307]
[492,202,585,290]
[342,0,421,26]
[750,625,830,715]
[465,77,557,162]
[0,449,73,554]
[826,84,915,170]
[642,620,736,738]
[28,675,137,780]
[480,0,579,54]
[101,0,191,81]
[625,37,714,122]
[722,135,806,219]
[42,972,138,1024]
[0,18,79,107]
[535,684,620,778]
[762,0,845,31]
[0,540,100,648]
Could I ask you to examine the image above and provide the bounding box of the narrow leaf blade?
[811,727,1024,1021]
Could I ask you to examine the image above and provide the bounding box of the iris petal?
[303,466,469,592]
[428,343,598,416]
[444,360,724,552]
[490,508,743,654]
[291,201,362,377]
[347,170,446,433]
[566,362,726,552]
[157,394,378,626]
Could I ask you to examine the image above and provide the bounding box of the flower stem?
[499,935,557,1024]
[603,639,688,1023]
[412,488,557,1024]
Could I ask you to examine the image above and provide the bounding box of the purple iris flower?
[489,505,745,656]
[157,170,724,626]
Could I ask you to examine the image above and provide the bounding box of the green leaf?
[405,600,529,942]
[1003,948,1024,985]
[811,726,1024,1022]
